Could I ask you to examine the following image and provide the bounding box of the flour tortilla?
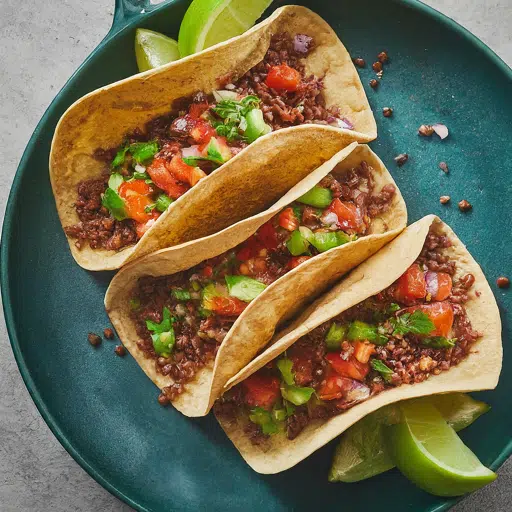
[105,143,406,417]
[217,215,502,474]
[50,5,376,271]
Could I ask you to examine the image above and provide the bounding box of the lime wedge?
[328,394,490,483]
[135,29,180,72]
[386,401,496,496]
[178,0,273,57]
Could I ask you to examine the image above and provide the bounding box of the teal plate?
[2,0,511,510]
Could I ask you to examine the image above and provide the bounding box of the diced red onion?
[432,123,449,140]
[321,212,339,227]
[345,380,371,403]
[327,116,354,130]
[293,34,313,54]
[181,145,202,158]
[425,271,439,298]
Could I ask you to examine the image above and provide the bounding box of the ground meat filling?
[64,32,351,252]
[130,166,395,405]
[233,33,347,129]
[64,176,138,250]
[215,226,482,443]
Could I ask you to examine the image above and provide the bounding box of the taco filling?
[214,225,481,445]
[129,162,396,404]
[64,33,353,252]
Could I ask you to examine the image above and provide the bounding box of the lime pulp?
[178,0,273,57]
[135,29,180,72]
[328,393,490,483]
[385,400,496,496]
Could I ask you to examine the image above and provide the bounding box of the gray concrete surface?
[0,0,510,510]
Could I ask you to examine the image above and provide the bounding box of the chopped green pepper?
[172,289,191,301]
[225,275,266,302]
[347,320,388,345]
[280,383,315,406]
[325,323,347,351]
[244,108,267,143]
[249,407,279,435]
[286,230,310,256]
[297,185,333,208]
[310,231,349,253]
[276,358,295,386]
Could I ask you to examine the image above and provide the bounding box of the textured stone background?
[0,1,510,510]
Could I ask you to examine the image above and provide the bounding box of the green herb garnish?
[371,359,394,382]
[146,307,176,357]
[421,336,456,349]
[172,289,191,301]
[391,310,435,336]
[101,188,127,221]
[155,193,173,212]
[276,358,295,386]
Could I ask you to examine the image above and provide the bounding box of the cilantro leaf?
[155,193,173,212]
[421,336,456,349]
[111,146,129,168]
[130,141,159,164]
[371,359,393,382]
[101,188,127,221]
[391,310,435,336]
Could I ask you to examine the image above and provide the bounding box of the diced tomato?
[256,221,279,250]
[123,194,154,224]
[169,155,207,187]
[326,352,369,382]
[327,198,364,233]
[202,265,213,278]
[147,158,189,199]
[189,102,209,120]
[243,373,281,410]
[353,341,375,364]
[118,179,153,198]
[190,120,216,145]
[406,301,454,338]
[135,211,160,239]
[318,372,354,401]
[287,256,312,270]
[278,207,300,231]
[236,235,265,261]
[435,273,453,301]
[265,64,301,92]
[207,296,247,316]
[395,264,427,303]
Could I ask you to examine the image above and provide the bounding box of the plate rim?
[2,1,511,511]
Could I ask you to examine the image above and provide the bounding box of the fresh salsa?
[65,33,354,251]
[214,226,482,444]
[130,163,396,404]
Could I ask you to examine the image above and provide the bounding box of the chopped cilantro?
[421,336,456,349]
[101,188,127,221]
[391,310,435,336]
[172,289,191,301]
[130,141,159,164]
[146,307,176,357]
[371,359,393,382]
[155,193,173,212]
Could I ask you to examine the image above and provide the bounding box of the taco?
[105,143,406,417]
[215,215,502,473]
[50,5,376,271]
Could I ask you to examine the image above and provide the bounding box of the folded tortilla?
[50,5,376,271]
[217,215,502,473]
[105,143,406,417]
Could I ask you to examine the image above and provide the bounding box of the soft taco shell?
[105,144,407,417]
[217,215,502,474]
[50,5,376,271]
